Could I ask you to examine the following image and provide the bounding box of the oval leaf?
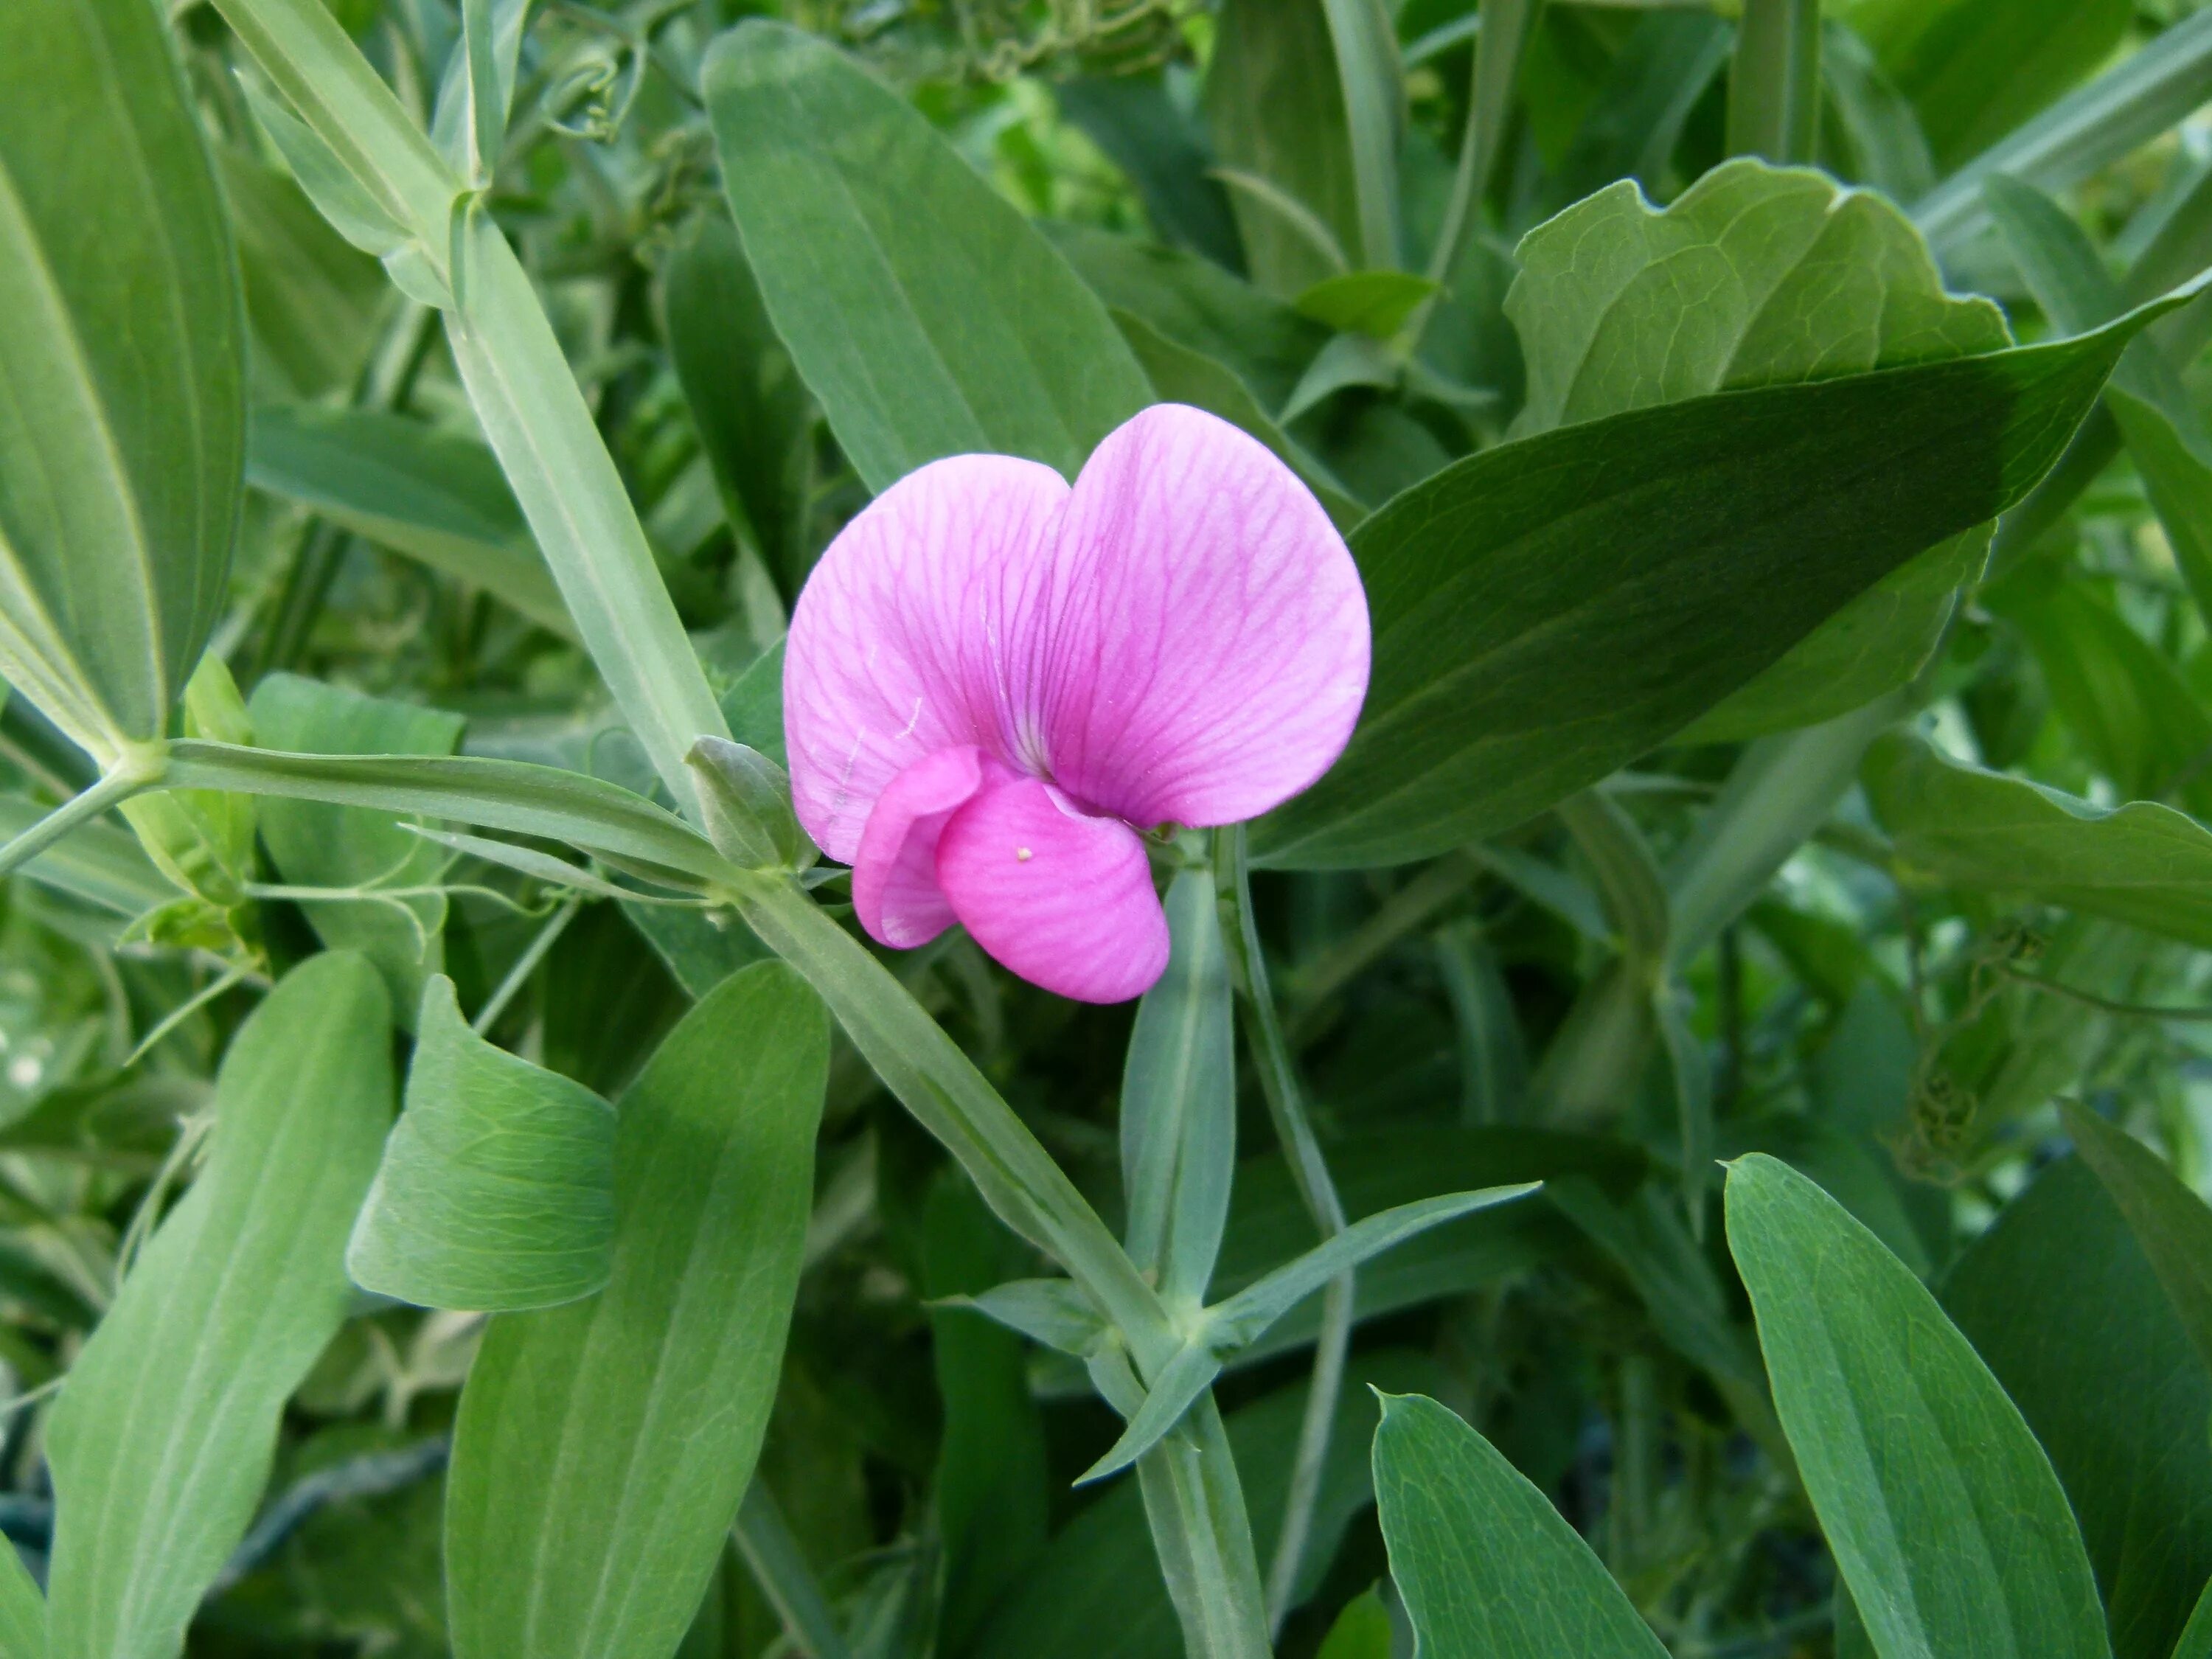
[0,0,245,759]
[348,975,616,1312]
[1725,1153,2112,1659]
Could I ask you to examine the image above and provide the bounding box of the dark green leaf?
[703,22,1151,493]
[444,962,829,1659]
[0,0,244,757]
[1255,306,2168,869]
[1726,1153,2110,1659]
[1372,1392,1668,1658]
[46,953,393,1659]
[2064,1104,2212,1376]
[1944,1156,2212,1659]
[347,975,616,1312]
[1054,76,1245,273]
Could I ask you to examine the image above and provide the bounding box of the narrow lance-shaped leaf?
[445,962,830,1659]
[703,21,1152,494]
[1255,298,2182,869]
[1122,869,1237,1311]
[1372,1392,1670,1658]
[1726,1153,2112,1659]
[0,0,244,762]
[348,975,616,1312]
[46,953,394,1659]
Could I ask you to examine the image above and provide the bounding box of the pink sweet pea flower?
[784,403,1370,1004]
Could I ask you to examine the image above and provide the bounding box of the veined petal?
[936,775,1169,1004]
[1009,403,1371,830]
[852,745,999,948]
[784,454,1068,861]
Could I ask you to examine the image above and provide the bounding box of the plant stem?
[2000,961,2212,1021]
[1212,827,1349,1635]
[731,1481,852,1659]
[1726,0,1821,164]
[473,894,581,1034]
[0,755,166,883]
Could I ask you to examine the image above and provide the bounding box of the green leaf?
[248,672,467,1019]
[1548,11,1732,214]
[444,962,827,1659]
[660,212,813,599]
[1509,157,2007,741]
[1319,0,1404,270]
[159,741,731,887]
[1205,0,1362,296]
[1842,0,2129,169]
[702,21,1151,495]
[247,404,577,640]
[46,953,394,1659]
[1372,1391,1668,1658]
[347,975,616,1312]
[1294,271,1439,339]
[1054,77,1245,273]
[218,147,385,402]
[2063,1105,2212,1376]
[1725,1153,2112,1659]
[1121,870,1237,1310]
[445,206,731,804]
[1043,221,1328,413]
[0,793,171,917]
[1253,305,2171,869]
[1864,731,2212,953]
[0,1537,43,1659]
[1912,10,2212,253]
[685,737,811,874]
[1944,1156,2212,1659]
[1315,1590,1391,1659]
[0,0,245,759]
[2178,1584,2212,1659]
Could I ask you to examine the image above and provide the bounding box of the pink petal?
[784,454,1068,862]
[1006,404,1371,830]
[851,746,1000,948]
[936,773,1169,1004]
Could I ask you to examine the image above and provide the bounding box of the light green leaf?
[445,961,829,1659]
[686,737,811,874]
[1944,1155,2212,1659]
[347,975,616,1311]
[1840,0,2129,170]
[1205,0,1362,297]
[1294,271,1439,340]
[2063,1104,2212,1377]
[0,793,171,917]
[1510,158,2008,741]
[1372,1392,1669,1658]
[1726,1153,2112,1659]
[1079,1338,1228,1485]
[702,21,1151,495]
[247,403,577,640]
[1864,732,2212,953]
[1315,1589,1390,1659]
[661,212,814,599]
[1254,305,2167,869]
[445,205,731,804]
[0,0,244,760]
[1913,10,2212,253]
[1122,870,1237,1311]
[159,741,731,886]
[46,953,393,1659]
[0,1538,42,1659]
[248,672,466,1019]
[218,147,384,402]
[944,1277,1109,1357]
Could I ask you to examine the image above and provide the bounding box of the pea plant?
[1,0,2211,1656]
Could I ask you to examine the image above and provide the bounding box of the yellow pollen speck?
[1015,846,1033,862]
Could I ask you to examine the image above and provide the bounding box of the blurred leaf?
[703,22,1151,494]
[0,795,170,917]
[1320,0,1405,270]
[661,212,813,599]
[348,975,616,1311]
[1055,76,1245,273]
[1045,222,1328,412]
[1255,307,2166,869]
[445,962,828,1659]
[1372,1392,1668,1658]
[0,0,244,758]
[46,953,393,1659]
[249,673,467,1020]
[1548,11,1731,212]
[0,1541,41,1659]
[2064,1104,2212,1375]
[247,404,576,640]
[1865,732,2212,953]
[1726,1153,2110,1659]
[1944,1156,2212,1659]
[1206,0,1362,296]
[1121,871,1237,1310]
[1842,0,2129,170]
[1315,1590,1390,1659]
[1511,157,2007,742]
[2180,1585,2212,1659]
[218,148,384,401]
[1295,271,1439,339]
